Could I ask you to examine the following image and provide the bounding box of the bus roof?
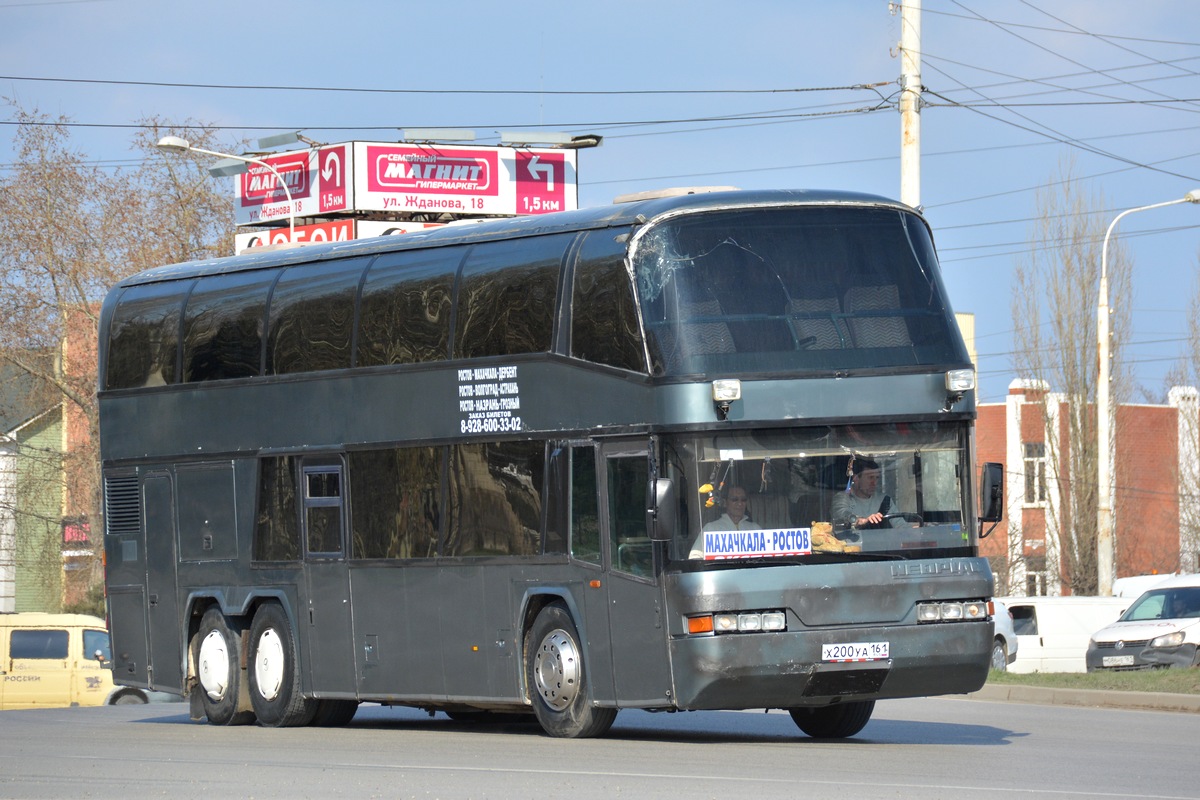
[116,188,916,289]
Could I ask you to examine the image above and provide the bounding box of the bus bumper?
[667,619,991,709]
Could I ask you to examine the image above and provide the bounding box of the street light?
[1097,188,1200,595]
[155,135,296,241]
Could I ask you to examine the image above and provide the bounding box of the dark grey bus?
[99,188,1003,738]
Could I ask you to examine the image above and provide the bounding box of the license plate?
[1102,655,1135,667]
[822,641,889,662]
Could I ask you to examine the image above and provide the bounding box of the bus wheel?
[526,604,616,738]
[247,603,316,727]
[310,699,358,727]
[194,607,255,725]
[111,690,147,705]
[789,700,875,739]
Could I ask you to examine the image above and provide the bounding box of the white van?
[1086,574,1200,671]
[0,613,158,709]
[997,596,1129,673]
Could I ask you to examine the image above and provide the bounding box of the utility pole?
[897,0,922,209]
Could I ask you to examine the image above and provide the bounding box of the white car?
[991,599,1018,670]
[1086,574,1200,672]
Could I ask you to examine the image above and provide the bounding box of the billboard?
[233,142,577,226]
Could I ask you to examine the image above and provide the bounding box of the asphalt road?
[1,696,1197,799]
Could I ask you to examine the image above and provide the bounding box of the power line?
[0,73,890,97]
[948,0,1200,112]
[921,6,1200,48]
[0,103,893,134]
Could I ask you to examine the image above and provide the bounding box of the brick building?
[977,379,1199,597]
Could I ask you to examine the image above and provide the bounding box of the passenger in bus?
[689,486,761,558]
[832,458,893,531]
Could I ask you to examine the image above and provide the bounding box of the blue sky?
[2,0,1198,404]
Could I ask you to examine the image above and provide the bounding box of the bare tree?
[0,101,236,610]
[1165,267,1200,574]
[1010,161,1132,596]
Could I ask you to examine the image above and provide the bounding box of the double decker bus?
[99,188,1003,738]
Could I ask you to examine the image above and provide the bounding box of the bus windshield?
[633,206,967,376]
[665,421,973,563]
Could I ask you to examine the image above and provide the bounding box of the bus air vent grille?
[104,475,141,536]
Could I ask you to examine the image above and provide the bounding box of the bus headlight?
[917,600,988,622]
[691,610,787,635]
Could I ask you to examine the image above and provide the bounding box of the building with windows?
[977,379,1198,596]
[0,364,65,613]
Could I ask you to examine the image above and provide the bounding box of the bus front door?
[300,462,356,695]
[599,445,672,707]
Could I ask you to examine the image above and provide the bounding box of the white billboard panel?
[355,142,576,217]
[233,141,576,227]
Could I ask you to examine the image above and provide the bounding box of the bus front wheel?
[789,700,875,738]
[247,603,316,727]
[526,604,616,738]
[194,607,254,725]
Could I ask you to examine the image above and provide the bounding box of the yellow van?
[1,613,152,709]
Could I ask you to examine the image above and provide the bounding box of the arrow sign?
[318,145,350,213]
[526,155,554,191]
[321,150,342,185]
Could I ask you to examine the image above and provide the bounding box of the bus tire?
[789,700,875,739]
[247,603,316,727]
[194,607,255,726]
[526,603,616,739]
[310,699,358,727]
[111,690,147,705]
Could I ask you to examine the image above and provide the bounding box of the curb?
[968,683,1200,713]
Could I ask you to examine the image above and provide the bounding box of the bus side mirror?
[978,462,1003,537]
[647,478,676,542]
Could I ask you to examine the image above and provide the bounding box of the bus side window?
[254,456,300,562]
[569,447,601,565]
[608,456,651,577]
[349,446,441,559]
[570,230,646,372]
[182,270,276,382]
[453,235,568,359]
[267,258,369,375]
[304,466,344,556]
[445,441,544,557]
[357,248,459,366]
[105,281,191,390]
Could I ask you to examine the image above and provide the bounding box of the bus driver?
[832,458,891,530]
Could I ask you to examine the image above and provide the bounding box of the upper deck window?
[357,248,460,366]
[633,207,967,376]
[105,281,191,389]
[267,258,368,374]
[453,234,568,360]
[182,270,276,382]
[570,230,646,373]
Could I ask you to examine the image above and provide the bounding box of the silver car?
[991,599,1019,670]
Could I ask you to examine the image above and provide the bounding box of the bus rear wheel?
[789,700,875,738]
[247,603,316,727]
[194,607,254,725]
[310,699,359,727]
[526,604,616,739]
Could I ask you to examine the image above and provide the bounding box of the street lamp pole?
[1097,189,1200,595]
[155,135,296,242]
